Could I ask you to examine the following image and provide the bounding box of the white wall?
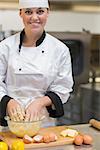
[0,9,100,34]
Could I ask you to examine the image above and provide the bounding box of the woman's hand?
[7,99,25,121]
[25,96,52,122]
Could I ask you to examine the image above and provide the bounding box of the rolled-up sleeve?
[0,42,11,125]
[0,43,8,101]
[48,46,73,104]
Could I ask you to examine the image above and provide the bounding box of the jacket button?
[19,68,22,71]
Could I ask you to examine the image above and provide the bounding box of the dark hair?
[47,0,50,10]
[48,0,50,5]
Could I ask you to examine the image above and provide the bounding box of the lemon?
[0,141,8,150]
[11,140,24,150]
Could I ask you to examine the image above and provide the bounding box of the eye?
[25,10,33,15]
[37,9,45,15]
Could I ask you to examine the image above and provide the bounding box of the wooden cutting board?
[0,126,74,149]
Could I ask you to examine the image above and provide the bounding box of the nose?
[31,13,38,21]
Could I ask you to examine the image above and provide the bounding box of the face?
[20,7,49,34]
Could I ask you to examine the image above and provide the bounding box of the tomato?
[11,140,24,150]
[0,141,8,150]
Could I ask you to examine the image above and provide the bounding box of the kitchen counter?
[0,124,100,150]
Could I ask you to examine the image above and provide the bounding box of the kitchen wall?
[0,9,100,34]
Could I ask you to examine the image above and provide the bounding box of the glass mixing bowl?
[5,116,43,138]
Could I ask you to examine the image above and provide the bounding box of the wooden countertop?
[0,124,100,150]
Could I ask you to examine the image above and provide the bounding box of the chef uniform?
[0,0,73,126]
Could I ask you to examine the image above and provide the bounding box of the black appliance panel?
[60,39,84,76]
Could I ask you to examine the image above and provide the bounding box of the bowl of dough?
[5,116,44,138]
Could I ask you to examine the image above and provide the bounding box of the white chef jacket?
[0,32,73,125]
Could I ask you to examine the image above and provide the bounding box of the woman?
[0,0,73,126]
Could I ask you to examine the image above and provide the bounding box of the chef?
[0,0,73,127]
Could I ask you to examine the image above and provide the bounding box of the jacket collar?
[36,30,46,46]
[19,29,46,50]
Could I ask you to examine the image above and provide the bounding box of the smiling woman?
[19,7,49,42]
[0,0,73,127]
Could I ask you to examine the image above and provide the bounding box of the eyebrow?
[25,7,43,10]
